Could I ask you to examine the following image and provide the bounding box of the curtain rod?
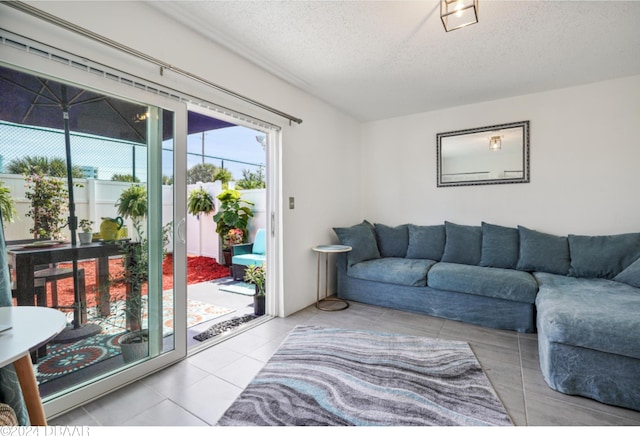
[3,1,303,125]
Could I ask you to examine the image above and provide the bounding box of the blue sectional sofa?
[333,220,640,411]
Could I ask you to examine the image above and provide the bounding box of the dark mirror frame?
[437,120,530,187]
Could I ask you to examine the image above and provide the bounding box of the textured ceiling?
[149,1,640,121]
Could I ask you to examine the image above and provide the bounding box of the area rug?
[217,279,256,296]
[37,293,234,385]
[75,289,236,336]
[193,314,259,342]
[35,333,123,384]
[217,325,513,426]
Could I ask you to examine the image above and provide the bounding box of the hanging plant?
[116,184,147,239]
[187,187,215,216]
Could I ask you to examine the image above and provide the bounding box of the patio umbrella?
[0,65,235,339]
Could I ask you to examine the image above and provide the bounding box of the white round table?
[312,244,352,311]
[0,306,67,425]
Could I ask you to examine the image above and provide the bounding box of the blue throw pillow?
[480,222,519,269]
[406,224,445,261]
[374,223,408,258]
[516,226,570,275]
[441,221,482,265]
[333,220,380,267]
[614,257,640,288]
[568,233,640,279]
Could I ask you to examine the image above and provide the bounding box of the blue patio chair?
[231,228,266,281]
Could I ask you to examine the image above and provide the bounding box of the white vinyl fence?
[1,174,266,263]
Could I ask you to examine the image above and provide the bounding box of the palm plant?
[0,181,17,224]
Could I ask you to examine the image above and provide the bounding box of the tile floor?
[49,301,640,426]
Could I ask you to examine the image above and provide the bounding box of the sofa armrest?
[232,243,253,256]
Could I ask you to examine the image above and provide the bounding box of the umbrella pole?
[61,93,81,329]
[53,85,101,342]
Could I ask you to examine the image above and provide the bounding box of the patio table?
[6,241,137,321]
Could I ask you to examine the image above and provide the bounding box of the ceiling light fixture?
[441,0,479,32]
[489,135,502,151]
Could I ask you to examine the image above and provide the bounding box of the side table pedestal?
[312,244,352,311]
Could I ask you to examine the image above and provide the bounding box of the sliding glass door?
[0,63,188,416]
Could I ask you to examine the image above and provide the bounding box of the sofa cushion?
[614,257,640,288]
[568,233,640,279]
[428,262,538,303]
[516,226,570,275]
[535,272,640,360]
[348,257,436,287]
[441,222,482,265]
[406,224,445,261]
[231,253,265,267]
[374,223,408,258]
[480,222,519,269]
[333,220,380,267]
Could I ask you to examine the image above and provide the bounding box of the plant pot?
[222,249,232,266]
[118,329,149,364]
[253,294,265,316]
[78,232,93,244]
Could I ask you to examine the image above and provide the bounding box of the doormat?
[193,314,260,342]
[218,326,513,426]
[217,279,256,296]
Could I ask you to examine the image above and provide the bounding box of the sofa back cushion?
[333,220,380,267]
[614,257,640,288]
[406,224,445,261]
[441,221,482,265]
[374,223,408,258]
[516,226,570,275]
[568,233,640,279]
[479,222,519,269]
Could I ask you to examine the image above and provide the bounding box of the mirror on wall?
[437,120,530,187]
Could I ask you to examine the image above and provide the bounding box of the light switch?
[289,197,295,209]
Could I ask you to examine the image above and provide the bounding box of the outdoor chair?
[231,228,266,281]
[7,239,87,312]
[7,239,87,360]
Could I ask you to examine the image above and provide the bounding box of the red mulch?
[50,254,230,308]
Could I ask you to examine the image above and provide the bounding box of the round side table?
[312,244,352,311]
[0,306,66,425]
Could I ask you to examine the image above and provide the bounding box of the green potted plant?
[24,172,68,240]
[78,219,94,244]
[0,181,17,226]
[114,184,148,352]
[213,189,254,265]
[244,263,265,316]
[187,186,215,217]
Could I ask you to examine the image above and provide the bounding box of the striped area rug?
[218,325,513,426]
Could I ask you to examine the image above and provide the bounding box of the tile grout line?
[517,334,530,425]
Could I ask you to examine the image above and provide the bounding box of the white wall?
[0,1,363,316]
[361,75,640,236]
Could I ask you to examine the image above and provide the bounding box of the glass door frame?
[0,58,190,418]
[42,86,189,420]
[185,104,283,321]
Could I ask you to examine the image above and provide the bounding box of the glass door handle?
[176,217,186,244]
